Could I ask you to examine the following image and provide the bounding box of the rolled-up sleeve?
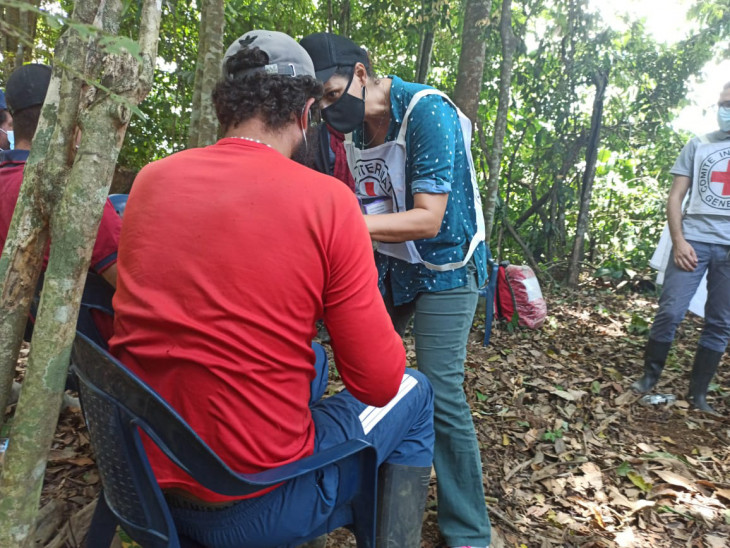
[406,95,460,195]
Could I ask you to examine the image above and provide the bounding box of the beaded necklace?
[228,136,273,149]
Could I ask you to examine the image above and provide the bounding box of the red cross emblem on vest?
[711,161,730,196]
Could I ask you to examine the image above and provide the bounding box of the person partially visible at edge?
[301,32,491,548]
[0,89,13,154]
[632,82,730,415]
[0,64,121,289]
[109,30,434,548]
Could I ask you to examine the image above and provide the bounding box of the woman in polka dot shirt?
[302,33,491,548]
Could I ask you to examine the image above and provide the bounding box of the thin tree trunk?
[503,219,549,281]
[415,27,434,84]
[453,0,492,123]
[188,0,225,148]
[188,1,208,147]
[0,1,161,544]
[2,4,22,73]
[18,0,41,64]
[0,4,6,63]
[483,0,515,241]
[566,69,609,287]
[0,0,41,72]
[339,0,351,37]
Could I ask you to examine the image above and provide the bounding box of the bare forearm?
[665,175,697,271]
[666,175,690,245]
[365,209,442,242]
[365,192,448,242]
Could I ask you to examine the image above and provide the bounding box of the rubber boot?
[376,463,431,548]
[687,345,724,414]
[631,339,672,393]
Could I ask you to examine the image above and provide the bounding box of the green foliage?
[8,0,728,277]
[616,460,631,477]
[489,0,727,276]
[542,427,563,442]
[628,312,651,335]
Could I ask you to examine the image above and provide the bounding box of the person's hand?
[673,239,698,271]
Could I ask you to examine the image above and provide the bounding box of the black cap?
[300,33,369,83]
[5,64,52,115]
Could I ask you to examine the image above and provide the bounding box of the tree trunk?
[18,0,41,64]
[2,4,22,74]
[453,0,492,123]
[188,0,225,148]
[415,27,434,84]
[0,1,95,423]
[0,1,161,545]
[0,0,41,73]
[566,69,609,287]
[483,0,515,242]
[339,0,351,37]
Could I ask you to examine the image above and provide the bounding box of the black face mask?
[322,73,365,134]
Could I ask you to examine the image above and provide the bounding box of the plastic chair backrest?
[76,271,115,349]
[25,271,114,348]
[71,333,378,548]
[108,194,129,218]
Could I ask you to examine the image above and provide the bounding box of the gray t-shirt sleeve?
[670,137,698,178]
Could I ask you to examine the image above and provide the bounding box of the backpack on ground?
[495,262,547,329]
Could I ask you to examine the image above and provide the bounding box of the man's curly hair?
[213,47,323,131]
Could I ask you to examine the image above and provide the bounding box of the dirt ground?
[17,280,730,547]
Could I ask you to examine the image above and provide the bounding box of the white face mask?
[0,128,12,150]
[718,106,730,133]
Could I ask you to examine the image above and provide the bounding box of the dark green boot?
[687,345,724,414]
[376,463,431,548]
[631,339,672,393]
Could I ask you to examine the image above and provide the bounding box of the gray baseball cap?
[222,30,315,79]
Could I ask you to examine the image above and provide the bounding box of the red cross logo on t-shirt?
[711,161,730,196]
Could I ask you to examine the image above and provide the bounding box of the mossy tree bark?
[188,0,225,148]
[0,0,161,545]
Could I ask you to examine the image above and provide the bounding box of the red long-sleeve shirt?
[110,138,405,502]
[0,155,121,273]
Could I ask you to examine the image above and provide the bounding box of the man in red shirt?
[0,64,121,285]
[0,64,121,352]
[110,30,434,548]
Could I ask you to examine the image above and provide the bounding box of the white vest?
[344,89,485,272]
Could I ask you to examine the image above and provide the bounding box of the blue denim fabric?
[650,240,730,352]
[389,262,491,547]
[170,354,434,548]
